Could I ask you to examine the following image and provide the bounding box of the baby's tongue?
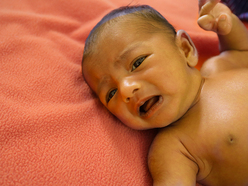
[142,96,159,112]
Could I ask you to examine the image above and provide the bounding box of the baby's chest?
[200,71,248,136]
[199,74,248,152]
[204,77,248,134]
[192,76,248,185]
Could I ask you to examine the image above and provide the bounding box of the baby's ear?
[176,30,198,67]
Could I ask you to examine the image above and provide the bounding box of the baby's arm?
[198,0,248,52]
[148,129,198,186]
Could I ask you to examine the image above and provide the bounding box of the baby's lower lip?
[139,96,163,118]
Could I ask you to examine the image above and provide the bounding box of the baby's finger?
[198,0,207,10]
[199,0,220,16]
[197,14,216,31]
[217,14,232,35]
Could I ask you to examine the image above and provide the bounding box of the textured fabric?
[222,0,248,21]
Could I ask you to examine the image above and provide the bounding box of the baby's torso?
[173,69,248,186]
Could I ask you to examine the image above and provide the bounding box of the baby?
[82,0,248,185]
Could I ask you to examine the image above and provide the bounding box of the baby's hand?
[198,0,232,35]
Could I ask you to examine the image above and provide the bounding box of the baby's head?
[83,5,176,59]
[82,5,200,130]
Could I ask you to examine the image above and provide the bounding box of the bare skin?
[82,0,248,185]
[150,69,248,186]
[149,1,248,185]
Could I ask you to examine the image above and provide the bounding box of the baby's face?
[83,19,196,130]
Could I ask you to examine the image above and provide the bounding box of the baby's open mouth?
[139,96,160,115]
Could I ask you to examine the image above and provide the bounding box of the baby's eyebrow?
[114,43,142,67]
[97,75,109,96]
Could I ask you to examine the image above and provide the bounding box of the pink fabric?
[2,0,246,185]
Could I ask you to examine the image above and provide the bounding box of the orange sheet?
[0,0,230,185]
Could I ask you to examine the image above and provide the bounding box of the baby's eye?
[131,56,146,71]
[106,89,117,103]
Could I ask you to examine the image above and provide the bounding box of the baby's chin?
[121,119,159,130]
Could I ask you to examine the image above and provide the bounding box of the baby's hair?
[82,5,176,61]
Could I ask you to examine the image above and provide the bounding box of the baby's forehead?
[100,15,143,34]
[98,15,163,45]
[91,16,143,49]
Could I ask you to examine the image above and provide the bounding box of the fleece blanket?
[1,0,246,185]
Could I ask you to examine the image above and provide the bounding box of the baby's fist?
[198,0,232,35]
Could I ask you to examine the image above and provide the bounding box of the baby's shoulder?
[149,126,186,156]
[200,50,248,77]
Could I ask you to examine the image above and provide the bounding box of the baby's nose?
[119,78,141,103]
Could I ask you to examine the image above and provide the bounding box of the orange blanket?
[0,0,235,185]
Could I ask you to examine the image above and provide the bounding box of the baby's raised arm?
[198,0,248,52]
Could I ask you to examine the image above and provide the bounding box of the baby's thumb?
[197,15,215,31]
[217,14,232,35]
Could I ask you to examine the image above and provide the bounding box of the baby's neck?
[189,77,205,109]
